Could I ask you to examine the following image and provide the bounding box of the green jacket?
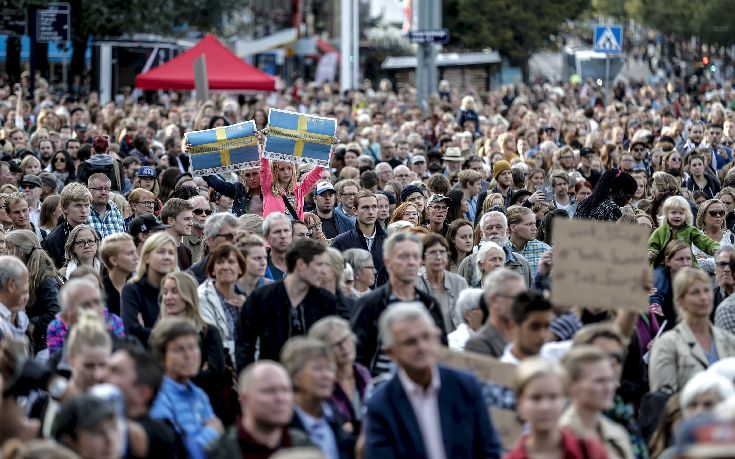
[207,425,313,459]
[648,223,719,268]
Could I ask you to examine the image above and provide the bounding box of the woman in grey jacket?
[650,267,735,393]
[415,233,469,333]
[198,243,247,361]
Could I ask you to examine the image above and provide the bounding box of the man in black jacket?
[351,231,447,375]
[331,190,387,277]
[42,182,92,268]
[235,238,336,371]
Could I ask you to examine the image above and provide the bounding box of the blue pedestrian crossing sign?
[593,25,623,54]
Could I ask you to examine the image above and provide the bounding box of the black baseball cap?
[51,394,117,441]
[129,214,168,241]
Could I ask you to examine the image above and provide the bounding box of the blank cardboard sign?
[551,219,648,312]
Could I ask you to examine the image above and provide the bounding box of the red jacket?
[504,428,609,459]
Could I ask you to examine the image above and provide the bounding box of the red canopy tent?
[135,34,277,92]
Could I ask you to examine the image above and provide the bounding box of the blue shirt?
[150,376,219,459]
[465,196,478,223]
[293,403,339,459]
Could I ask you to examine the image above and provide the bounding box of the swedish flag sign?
[263,109,336,166]
[185,121,259,177]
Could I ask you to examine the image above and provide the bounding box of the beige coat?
[559,405,635,459]
[649,321,735,393]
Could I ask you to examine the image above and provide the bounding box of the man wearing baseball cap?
[129,214,169,251]
[19,174,43,227]
[578,147,601,188]
[314,181,353,240]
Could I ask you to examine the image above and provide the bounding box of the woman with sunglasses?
[683,153,720,199]
[694,199,733,276]
[49,150,76,192]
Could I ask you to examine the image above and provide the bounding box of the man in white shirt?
[364,302,502,458]
[0,255,30,340]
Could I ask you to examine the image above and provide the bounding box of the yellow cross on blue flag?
[263,109,336,166]
[185,120,259,177]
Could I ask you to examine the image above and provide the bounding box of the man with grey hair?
[364,302,502,458]
[375,162,393,188]
[263,212,293,281]
[188,212,239,283]
[458,211,532,286]
[447,288,484,351]
[393,165,412,188]
[0,255,29,340]
[465,268,527,357]
[714,246,735,311]
[185,195,210,265]
[351,232,446,375]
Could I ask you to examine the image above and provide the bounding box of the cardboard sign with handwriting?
[552,219,648,311]
[437,347,522,449]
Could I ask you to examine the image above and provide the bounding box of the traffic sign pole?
[605,54,610,106]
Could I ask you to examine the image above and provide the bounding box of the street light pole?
[339,0,353,92]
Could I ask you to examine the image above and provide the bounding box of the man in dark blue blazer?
[364,302,502,459]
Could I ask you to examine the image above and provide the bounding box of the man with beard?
[491,160,515,208]
[37,139,54,168]
[457,211,532,287]
[678,121,705,155]
[235,238,336,370]
[705,123,733,172]
[314,181,353,239]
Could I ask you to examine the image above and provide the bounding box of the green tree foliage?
[67,0,242,80]
[594,0,735,46]
[443,0,590,78]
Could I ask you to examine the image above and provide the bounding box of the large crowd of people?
[0,69,733,458]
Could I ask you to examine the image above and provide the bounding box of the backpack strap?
[282,195,299,220]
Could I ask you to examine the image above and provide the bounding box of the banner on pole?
[263,109,335,167]
[185,121,259,177]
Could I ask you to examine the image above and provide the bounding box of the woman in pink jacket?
[260,156,325,220]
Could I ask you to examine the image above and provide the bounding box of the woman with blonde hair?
[59,223,101,279]
[20,155,41,176]
[121,231,178,343]
[158,271,231,423]
[29,310,113,436]
[650,267,735,393]
[259,148,325,219]
[498,132,518,161]
[5,229,62,354]
[506,358,609,459]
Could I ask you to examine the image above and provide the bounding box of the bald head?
[238,361,294,428]
[239,360,291,394]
